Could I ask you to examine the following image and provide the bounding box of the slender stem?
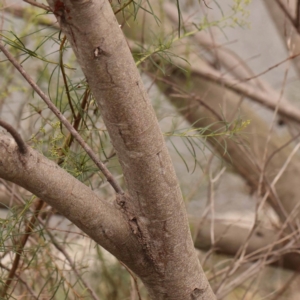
[23,0,50,11]
[57,88,90,164]
[0,42,123,194]
[46,229,100,300]
[114,0,134,15]
[59,36,76,119]
[0,120,27,154]
[0,262,38,299]
[1,199,44,297]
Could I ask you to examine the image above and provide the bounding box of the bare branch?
[164,1,295,115]
[46,229,100,300]
[4,5,58,29]
[179,59,300,125]
[197,218,300,269]
[0,134,131,260]
[154,61,300,226]
[0,120,27,155]
[265,0,300,76]
[275,0,297,30]
[131,38,300,124]
[297,0,300,31]
[23,0,50,11]
[0,42,123,194]
[0,263,38,299]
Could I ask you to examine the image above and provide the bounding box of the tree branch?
[164,0,297,119]
[170,51,300,125]
[265,0,300,76]
[23,0,51,11]
[193,218,300,272]
[0,120,27,155]
[297,0,300,31]
[0,133,131,260]
[158,70,300,225]
[0,41,123,195]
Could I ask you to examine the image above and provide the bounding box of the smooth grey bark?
[0,134,131,259]
[40,0,216,299]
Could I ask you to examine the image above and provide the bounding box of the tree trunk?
[42,0,215,298]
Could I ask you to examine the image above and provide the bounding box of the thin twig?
[0,87,99,296]
[1,199,44,297]
[0,263,38,299]
[0,179,26,205]
[265,131,300,169]
[0,41,123,194]
[59,36,76,119]
[5,5,59,29]
[114,0,134,15]
[46,229,100,300]
[257,62,289,196]
[275,0,297,31]
[0,120,27,154]
[23,0,51,12]
[208,167,226,246]
[119,261,142,300]
[146,72,223,121]
[232,52,300,85]
[269,271,298,300]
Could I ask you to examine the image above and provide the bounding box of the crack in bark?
[116,193,164,274]
[105,62,115,85]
